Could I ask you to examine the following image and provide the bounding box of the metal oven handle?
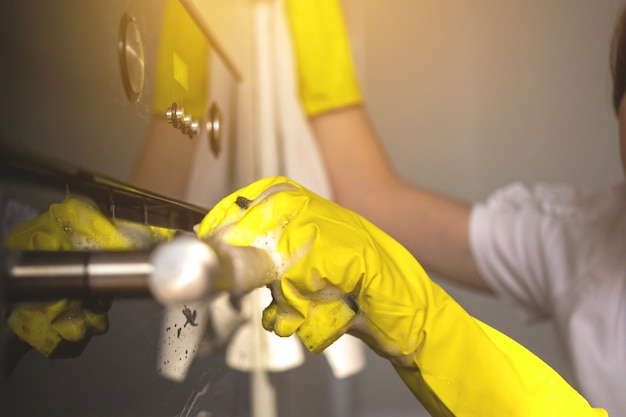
[2,235,275,305]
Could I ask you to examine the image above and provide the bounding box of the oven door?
[0,1,254,415]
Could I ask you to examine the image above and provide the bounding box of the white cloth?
[221,0,305,380]
[272,0,365,379]
[215,0,365,381]
[273,0,332,199]
[469,181,626,416]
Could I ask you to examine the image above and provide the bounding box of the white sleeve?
[469,182,584,321]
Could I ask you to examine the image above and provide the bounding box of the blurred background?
[337,0,624,416]
[1,1,624,416]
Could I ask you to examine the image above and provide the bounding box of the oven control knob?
[188,120,200,139]
[207,102,223,157]
[166,103,199,139]
[181,113,192,134]
[118,13,145,103]
[166,102,185,129]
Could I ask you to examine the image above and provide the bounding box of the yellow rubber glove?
[285,0,362,116]
[4,196,174,359]
[196,176,607,417]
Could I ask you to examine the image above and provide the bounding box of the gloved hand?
[196,176,607,417]
[284,0,362,116]
[3,196,174,359]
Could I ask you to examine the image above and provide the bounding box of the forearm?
[310,106,487,291]
[310,106,396,203]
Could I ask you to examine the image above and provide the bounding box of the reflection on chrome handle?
[2,236,274,305]
[3,249,153,301]
[148,235,274,305]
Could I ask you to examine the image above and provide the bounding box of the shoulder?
[471,182,626,237]
[468,181,626,318]
[476,181,626,217]
[471,181,626,257]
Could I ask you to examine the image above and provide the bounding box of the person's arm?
[284,0,486,291]
[309,107,486,291]
[140,0,482,292]
[196,176,608,417]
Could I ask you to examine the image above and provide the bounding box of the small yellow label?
[172,51,189,91]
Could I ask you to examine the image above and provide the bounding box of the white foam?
[250,229,288,278]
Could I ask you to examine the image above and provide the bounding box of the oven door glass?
[0,1,250,415]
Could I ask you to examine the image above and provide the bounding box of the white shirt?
[470,181,626,416]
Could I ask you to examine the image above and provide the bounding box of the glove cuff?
[393,298,605,416]
[286,0,363,116]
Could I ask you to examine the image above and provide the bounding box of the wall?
[342,0,625,416]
